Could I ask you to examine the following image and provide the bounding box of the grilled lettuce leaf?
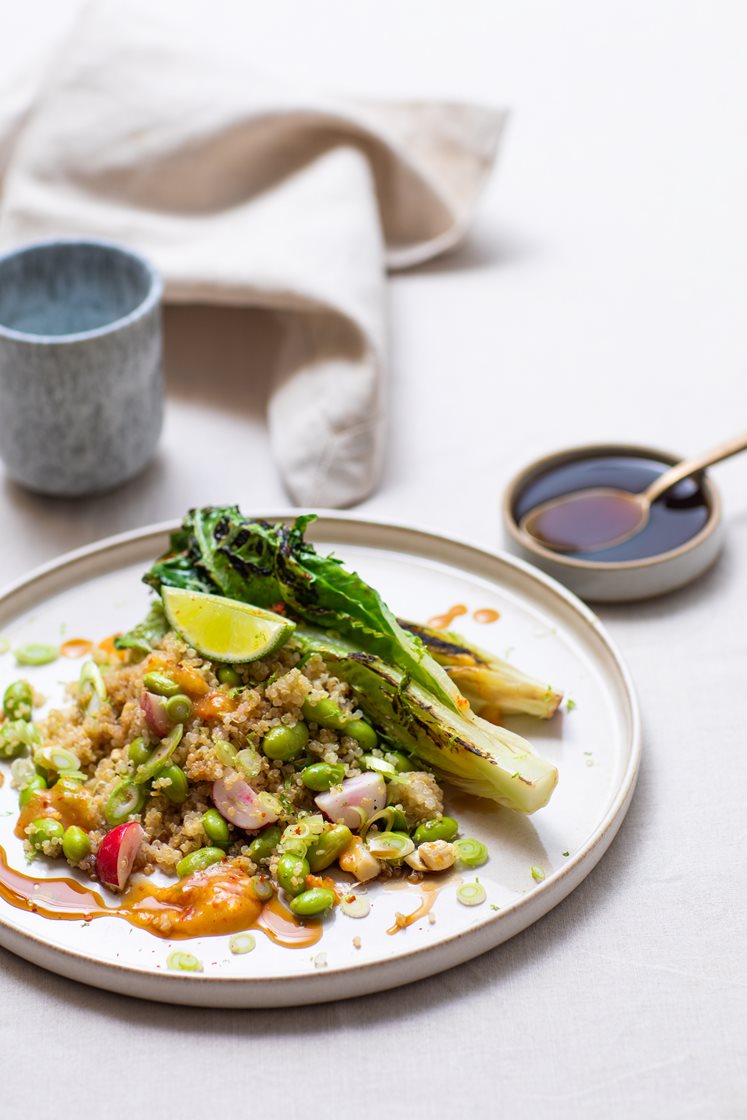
[296,628,558,812]
[113,600,169,657]
[401,621,563,721]
[144,507,460,709]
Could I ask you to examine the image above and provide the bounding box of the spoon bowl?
[520,487,649,552]
[519,431,747,555]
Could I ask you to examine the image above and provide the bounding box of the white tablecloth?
[1,2,745,1117]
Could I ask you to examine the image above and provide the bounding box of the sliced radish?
[140,690,171,738]
[315,773,386,830]
[96,821,144,891]
[213,773,280,831]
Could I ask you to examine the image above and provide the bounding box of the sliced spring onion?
[56,771,87,784]
[134,723,183,784]
[235,747,262,780]
[250,875,274,902]
[15,643,59,667]
[284,816,325,844]
[366,831,415,861]
[531,865,546,882]
[79,660,106,715]
[258,791,283,818]
[213,738,238,768]
[166,951,203,972]
[340,893,371,919]
[33,744,80,773]
[456,880,487,907]
[453,837,489,869]
[360,806,396,840]
[359,753,397,779]
[0,719,40,759]
[229,933,256,955]
[10,756,37,788]
[105,779,147,826]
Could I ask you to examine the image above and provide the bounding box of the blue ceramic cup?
[0,238,163,496]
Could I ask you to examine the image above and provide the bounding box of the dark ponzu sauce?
[513,454,710,562]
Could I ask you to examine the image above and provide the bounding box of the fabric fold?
[0,0,506,506]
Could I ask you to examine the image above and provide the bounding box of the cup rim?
[0,236,163,345]
[502,441,723,573]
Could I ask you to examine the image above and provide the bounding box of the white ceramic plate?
[0,513,640,1007]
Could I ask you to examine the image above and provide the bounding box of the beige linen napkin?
[0,0,505,507]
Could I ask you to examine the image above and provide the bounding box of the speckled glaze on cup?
[502,443,724,602]
[0,238,163,496]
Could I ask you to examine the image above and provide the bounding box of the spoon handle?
[644,431,747,504]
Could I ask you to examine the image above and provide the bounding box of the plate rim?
[0,510,642,1005]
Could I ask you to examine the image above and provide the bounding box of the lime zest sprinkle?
[562,850,570,858]
[229,933,256,955]
[167,951,203,972]
[531,865,546,882]
[457,880,487,907]
[566,698,577,712]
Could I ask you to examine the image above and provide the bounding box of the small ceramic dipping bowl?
[502,443,724,602]
[0,237,163,496]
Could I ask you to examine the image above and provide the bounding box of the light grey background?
[1,2,745,1116]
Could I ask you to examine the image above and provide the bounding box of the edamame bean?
[176,847,225,878]
[290,887,336,917]
[3,680,33,721]
[19,775,47,808]
[262,722,309,762]
[277,852,310,896]
[202,808,231,847]
[62,825,91,863]
[386,750,413,774]
[413,816,459,845]
[306,824,353,872]
[345,719,378,750]
[300,762,345,791]
[165,694,192,723]
[157,764,189,804]
[27,817,64,851]
[302,696,347,731]
[247,825,282,862]
[218,666,241,687]
[105,778,147,826]
[142,671,180,698]
[127,737,151,766]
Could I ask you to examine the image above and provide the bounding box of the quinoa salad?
[0,508,563,933]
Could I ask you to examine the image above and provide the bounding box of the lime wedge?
[162,588,295,663]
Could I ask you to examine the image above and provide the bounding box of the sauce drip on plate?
[386,880,441,935]
[427,604,467,629]
[0,849,320,947]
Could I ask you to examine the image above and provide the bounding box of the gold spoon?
[520,431,747,553]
